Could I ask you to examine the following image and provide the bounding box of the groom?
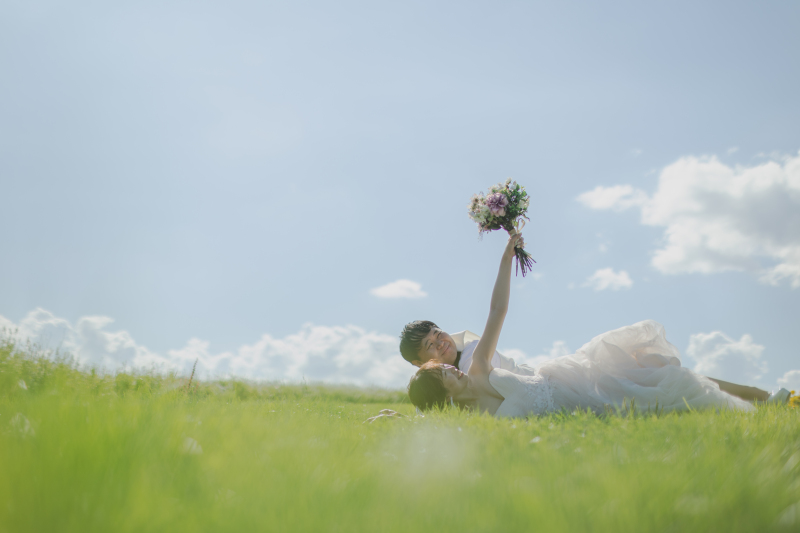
[398,320,536,376]
[364,319,536,423]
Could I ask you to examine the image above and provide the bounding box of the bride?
[406,233,788,417]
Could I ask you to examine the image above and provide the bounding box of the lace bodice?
[489,368,555,418]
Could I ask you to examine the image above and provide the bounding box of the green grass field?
[2,338,799,532]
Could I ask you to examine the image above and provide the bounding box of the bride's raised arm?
[469,233,523,378]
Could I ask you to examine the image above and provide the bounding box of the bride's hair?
[399,320,439,364]
[407,361,447,411]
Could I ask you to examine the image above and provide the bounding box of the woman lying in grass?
[404,233,790,417]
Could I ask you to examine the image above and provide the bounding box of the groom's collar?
[449,330,481,352]
[450,330,480,370]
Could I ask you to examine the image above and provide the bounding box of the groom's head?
[399,320,458,367]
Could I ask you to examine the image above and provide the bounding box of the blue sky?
[2,1,799,391]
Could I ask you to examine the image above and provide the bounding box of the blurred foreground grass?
[1,338,799,532]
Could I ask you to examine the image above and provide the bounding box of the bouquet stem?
[515,247,536,277]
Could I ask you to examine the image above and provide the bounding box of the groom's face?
[413,328,457,367]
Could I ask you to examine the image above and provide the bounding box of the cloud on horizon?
[0,308,415,389]
[3,309,793,392]
[577,151,800,288]
[370,279,428,299]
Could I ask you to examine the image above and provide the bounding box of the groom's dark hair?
[399,320,439,364]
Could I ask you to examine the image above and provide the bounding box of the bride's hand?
[503,232,524,260]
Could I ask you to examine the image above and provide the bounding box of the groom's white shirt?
[450,330,536,376]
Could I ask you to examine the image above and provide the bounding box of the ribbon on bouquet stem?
[507,218,527,248]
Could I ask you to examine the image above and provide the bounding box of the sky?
[1,0,799,392]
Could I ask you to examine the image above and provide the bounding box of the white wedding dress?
[468,320,754,417]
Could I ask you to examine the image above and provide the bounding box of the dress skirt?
[535,320,755,413]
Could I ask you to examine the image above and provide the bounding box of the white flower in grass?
[777,502,800,526]
[10,413,35,437]
[182,437,203,455]
[216,488,237,502]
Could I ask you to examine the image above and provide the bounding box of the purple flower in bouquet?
[486,193,509,216]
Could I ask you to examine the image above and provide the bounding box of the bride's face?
[415,328,457,366]
[441,364,468,398]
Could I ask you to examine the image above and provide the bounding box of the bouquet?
[468,178,536,276]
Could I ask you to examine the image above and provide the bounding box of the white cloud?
[0,308,415,389]
[581,268,633,291]
[370,279,427,299]
[576,184,648,212]
[503,341,571,368]
[631,148,643,157]
[686,331,768,384]
[777,369,800,392]
[0,315,16,334]
[0,309,176,372]
[727,147,739,155]
[577,151,800,288]
[501,348,528,363]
